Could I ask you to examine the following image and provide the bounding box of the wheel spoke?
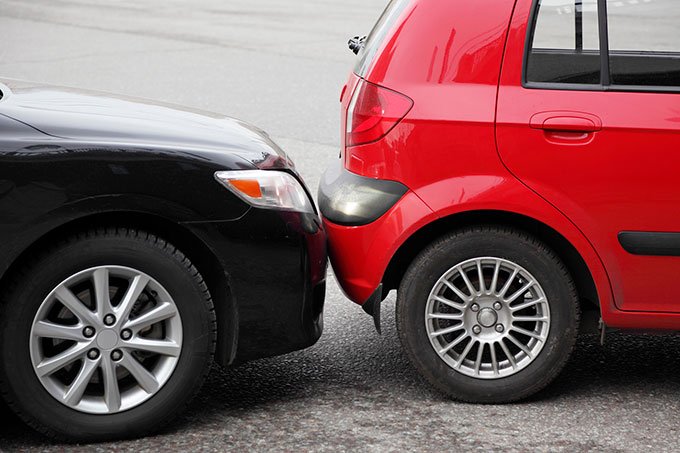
[36,343,89,377]
[119,353,160,394]
[490,260,501,294]
[512,316,549,322]
[33,320,84,342]
[474,342,484,374]
[510,298,545,312]
[429,322,464,338]
[101,356,121,412]
[93,267,114,320]
[428,312,464,320]
[458,266,477,297]
[490,342,499,375]
[438,331,468,355]
[504,280,535,304]
[432,294,466,309]
[476,260,486,294]
[63,358,99,406]
[511,326,543,340]
[441,280,472,304]
[115,274,150,325]
[124,338,181,357]
[498,267,519,298]
[507,333,533,357]
[54,286,98,326]
[498,339,517,369]
[455,339,475,369]
[123,301,177,332]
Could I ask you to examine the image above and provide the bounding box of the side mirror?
[348,36,367,55]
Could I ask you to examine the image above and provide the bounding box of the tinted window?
[354,0,411,77]
[526,0,600,84]
[607,0,680,87]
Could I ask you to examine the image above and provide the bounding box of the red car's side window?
[607,0,680,87]
[526,0,601,86]
[524,0,680,92]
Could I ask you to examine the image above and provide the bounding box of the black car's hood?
[0,78,293,170]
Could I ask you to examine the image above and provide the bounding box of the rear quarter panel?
[347,0,517,190]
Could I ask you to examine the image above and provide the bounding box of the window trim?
[575,0,583,51]
[521,0,680,94]
[597,0,611,85]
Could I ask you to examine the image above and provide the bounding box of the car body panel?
[325,189,434,304]
[328,0,526,303]
[0,79,293,170]
[497,0,680,315]
[321,0,680,331]
[185,209,326,362]
[343,0,516,187]
[324,167,616,319]
[0,79,326,364]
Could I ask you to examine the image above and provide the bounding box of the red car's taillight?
[346,79,413,147]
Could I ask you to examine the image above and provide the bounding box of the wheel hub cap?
[29,265,183,414]
[425,257,551,379]
[95,330,119,350]
[477,308,497,328]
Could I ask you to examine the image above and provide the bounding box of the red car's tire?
[396,226,579,403]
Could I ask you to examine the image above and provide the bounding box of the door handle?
[530,111,602,133]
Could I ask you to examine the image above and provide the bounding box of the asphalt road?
[1,1,680,451]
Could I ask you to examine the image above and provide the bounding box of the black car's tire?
[0,228,216,442]
[396,226,579,403]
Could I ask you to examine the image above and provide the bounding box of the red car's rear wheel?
[396,226,579,403]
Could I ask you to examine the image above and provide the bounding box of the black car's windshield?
[354,0,411,77]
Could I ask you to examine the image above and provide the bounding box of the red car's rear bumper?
[323,189,433,305]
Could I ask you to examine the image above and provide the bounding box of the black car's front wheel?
[0,228,216,441]
[396,226,579,403]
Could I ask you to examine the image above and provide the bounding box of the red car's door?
[496,0,680,312]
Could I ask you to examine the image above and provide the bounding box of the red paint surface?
[324,0,680,330]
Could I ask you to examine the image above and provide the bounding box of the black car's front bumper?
[185,207,327,364]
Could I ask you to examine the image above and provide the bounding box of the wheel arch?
[383,210,600,314]
[0,210,239,367]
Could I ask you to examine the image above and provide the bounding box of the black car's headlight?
[214,170,315,214]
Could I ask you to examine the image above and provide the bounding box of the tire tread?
[396,225,580,403]
[0,227,217,442]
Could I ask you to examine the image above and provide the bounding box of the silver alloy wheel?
[29,266,182,414]
[425,257,550,379]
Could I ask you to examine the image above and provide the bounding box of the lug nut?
[470,303,480,312]
[493,302,503,311]
[472,325,481,334]
[110,349,123,361]
[120,329,132,340]
[87,349,100,360]
[83,326,95,338]
[495,324,504,333]
[103,314,116,326]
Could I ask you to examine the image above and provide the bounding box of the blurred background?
[0,0,385,192]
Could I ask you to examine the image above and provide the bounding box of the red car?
[319,0,680,402]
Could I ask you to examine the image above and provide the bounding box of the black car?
[0,79,327,441]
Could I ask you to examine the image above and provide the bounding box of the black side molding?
[618,231,680,256]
